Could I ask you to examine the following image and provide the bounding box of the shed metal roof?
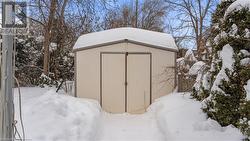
[73,27,178,52]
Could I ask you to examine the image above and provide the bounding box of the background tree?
[165,0,217,56]
[102,0,169,32]
[23,0,102,85]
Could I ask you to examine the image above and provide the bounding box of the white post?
[0,0,14,140]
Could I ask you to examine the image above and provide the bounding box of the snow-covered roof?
[73,27,178,52]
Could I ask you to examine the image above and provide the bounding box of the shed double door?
[101,52,151,114]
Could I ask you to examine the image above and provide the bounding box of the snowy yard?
[14,87,101,141]
[14,87,245,141]
[96,112,165,141]
[0,0,248,141]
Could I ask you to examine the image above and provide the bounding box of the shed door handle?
[125,82,128,86]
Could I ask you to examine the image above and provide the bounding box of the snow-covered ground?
[96,112,165,141]
[149,92,245,141]
[14,87,245,141]
[14,87,101,141]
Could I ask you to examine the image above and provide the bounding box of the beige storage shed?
[73,27,178,114]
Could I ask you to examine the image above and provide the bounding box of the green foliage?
[204,91,241,126]
[211,0,235,24]
[238,101,250,137]
[204,59,247,124]
[192,0,250,138]
[210,0,236,51]
[192,86,209,101]
[204,54,250,138]
[191,87,198,99]
[212,7,250,52]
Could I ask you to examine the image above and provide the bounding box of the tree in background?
[14,35,43,86]
[19,0,101,86]
[165,0,217,57]
[102,0,169,32]
[42,0,57,76]
[192,0,250,137]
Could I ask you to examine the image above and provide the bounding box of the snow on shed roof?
[73,27,178,52]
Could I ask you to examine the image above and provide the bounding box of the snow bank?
[14,88,101,141]
[189,61,206,76]
[225,0,250,17]
[148,93,244,141]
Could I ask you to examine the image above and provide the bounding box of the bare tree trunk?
[54,0,68,79]
[165,0,214,56]
[43,0,57,75]
[135,0,138,28]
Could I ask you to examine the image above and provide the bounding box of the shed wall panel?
[76,43,126,102]
[127,54,151,113]
[102,53,126,113]
[76,42,176,107]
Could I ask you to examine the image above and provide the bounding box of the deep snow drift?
[14,87,101,141]
[14,87,245,141]
[149,92,245,141]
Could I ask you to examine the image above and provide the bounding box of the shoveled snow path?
[96,112,165,141]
